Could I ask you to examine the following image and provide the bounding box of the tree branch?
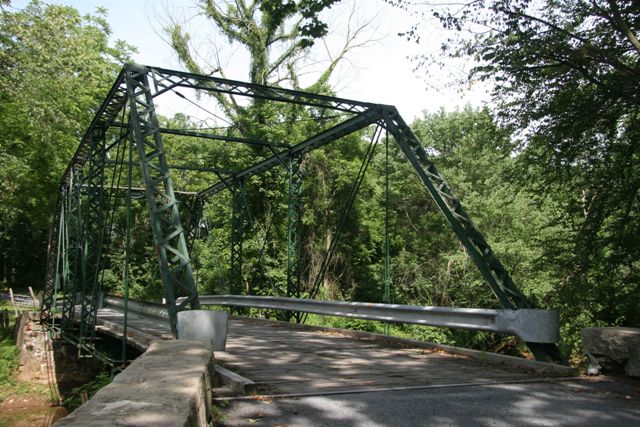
[605,0,640,55]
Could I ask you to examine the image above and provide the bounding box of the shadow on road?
[219,377,640,427]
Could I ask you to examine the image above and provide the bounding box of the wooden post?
[8,288,19,316]
[28,286,39,309]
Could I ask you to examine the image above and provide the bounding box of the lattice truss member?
[39,64,561,362]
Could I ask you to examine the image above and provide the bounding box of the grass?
[0,301,22,402]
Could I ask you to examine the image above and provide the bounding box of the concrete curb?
[231,315,578,377]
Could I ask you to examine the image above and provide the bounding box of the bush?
[63,370,113,410]
[0,306,20,402]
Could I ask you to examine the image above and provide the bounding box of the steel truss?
[286,154,303,322]
[77,126,108,349]
[41,64,561,362]
[230,180,245,296]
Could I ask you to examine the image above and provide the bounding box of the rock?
[582,327,640,377]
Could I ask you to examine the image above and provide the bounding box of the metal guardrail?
[103,295,559,343]
[103,296,169,321]
[200,295,559,344]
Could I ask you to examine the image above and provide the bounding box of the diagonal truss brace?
[379,106,562,362]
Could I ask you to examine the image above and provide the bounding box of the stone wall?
[14,312,57,389]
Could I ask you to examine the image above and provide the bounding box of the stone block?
[582,327,640,377]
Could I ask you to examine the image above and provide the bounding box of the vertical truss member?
[230,179,245,296]
[125,64,199,337]
[78,126,108,349]
[61,170,84,334]
[287,153,303,322]
[184,196,206,253]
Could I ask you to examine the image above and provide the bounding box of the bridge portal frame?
[40,64,561,362]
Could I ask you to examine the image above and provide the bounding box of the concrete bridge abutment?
[54,340,216,427]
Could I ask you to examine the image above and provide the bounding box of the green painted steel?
[286,154,303,298]
[41,71,129,331]
[286,154,303,322]
[125,64,199,337]
[383,131,391,306]
[379,108,528,309]
[40,192,64,325]
[78,126,108,349]
[230,180,245,295]
[60,170,84,334]
[198,112,380,199]
[184,196,205,253]
[379,106,562,362]
[146,66,374,114]
[122,139,134,363]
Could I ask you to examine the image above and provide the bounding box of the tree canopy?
[394,0,640,344]
[0,1,133,285]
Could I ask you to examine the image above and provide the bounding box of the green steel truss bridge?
[39,64,563,364]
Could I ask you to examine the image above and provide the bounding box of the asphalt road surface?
[219,377,640,426]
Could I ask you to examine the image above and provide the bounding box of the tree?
[162,0,378,300]
[166,0,373,133]
[395,0,640,346]
[0,1,134,286]
[401,109,537,301]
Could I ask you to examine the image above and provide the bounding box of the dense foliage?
[392,0,640,353]
[0,1,133,286]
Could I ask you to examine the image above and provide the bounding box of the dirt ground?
[0,392,67,427]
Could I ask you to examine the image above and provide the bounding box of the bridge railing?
[104,295,558,344]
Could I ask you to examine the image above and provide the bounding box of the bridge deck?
[94,308,548,397]
[216,318,537,396]
[95,307,173,350]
